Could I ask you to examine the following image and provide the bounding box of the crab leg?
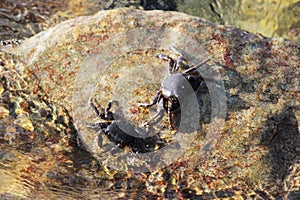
[137,91,161,108]
[183,58,210,74]
[143,107,165,127]
[157,54,175,74]
[105,100,119,118]
[170,46,186,72]
[89,98,101,117]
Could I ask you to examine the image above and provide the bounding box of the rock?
[0,51,92,199]
[1,8,300,199]
[13,114,34,132]
[0,106,9,119]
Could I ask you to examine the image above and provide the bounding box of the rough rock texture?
[0,0,71,41]
[1,8,299,199]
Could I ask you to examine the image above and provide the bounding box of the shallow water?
[175,0,299,42]
[96,0,300,42]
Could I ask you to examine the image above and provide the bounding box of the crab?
[138,47,210,130]
[86,98,167,153]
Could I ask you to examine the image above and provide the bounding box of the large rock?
[1,8,299,199]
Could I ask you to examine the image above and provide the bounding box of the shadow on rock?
[260,107,300,192]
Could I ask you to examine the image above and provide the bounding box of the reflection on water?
[176,0,300,42]
[96,0,300,42]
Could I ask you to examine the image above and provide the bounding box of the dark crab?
[86,98,168,153]
[138,47,210,130]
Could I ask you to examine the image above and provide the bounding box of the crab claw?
[137,102,151,108]
[157,54,171,60]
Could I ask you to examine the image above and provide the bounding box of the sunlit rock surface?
[1,8,299,199]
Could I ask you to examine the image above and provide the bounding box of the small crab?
[86,98,167,153]
[138,47,210,130]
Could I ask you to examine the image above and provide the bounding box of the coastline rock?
[1,8,299,199]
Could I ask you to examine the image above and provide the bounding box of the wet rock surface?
[1,8,299,199]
